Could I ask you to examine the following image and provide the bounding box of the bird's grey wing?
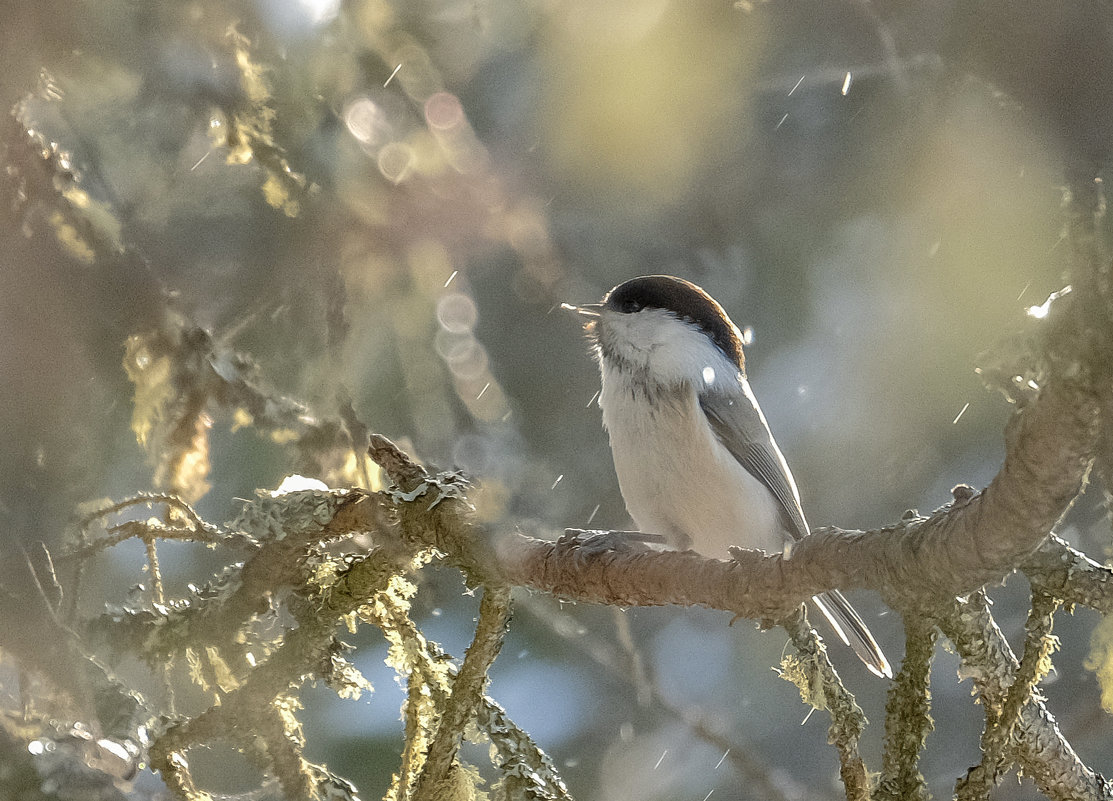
[699,388,809,541]
[701,387,893,677]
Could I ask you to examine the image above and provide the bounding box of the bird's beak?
[560,302,602,317]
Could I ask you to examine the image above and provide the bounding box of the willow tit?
[566,275,892,679]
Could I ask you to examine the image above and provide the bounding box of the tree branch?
[1022,535,1113,614]
[936,594,1113,801]
[878,614,936,801]
[781,610,870,801]
[413,584,512,800]
[497,365,1096,620]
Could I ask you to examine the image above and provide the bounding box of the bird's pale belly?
[601,387,786,558]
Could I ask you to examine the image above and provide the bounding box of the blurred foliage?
[1086,616,1113,715]
[2,0,1113,799]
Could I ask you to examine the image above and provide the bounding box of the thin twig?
[782,610,870,801]
[413,584,512,799]
[938,594,1112,800]
[878,613,936,801]
[956,590,1061,800]
[369,596,571,801]
[515,596,805,801]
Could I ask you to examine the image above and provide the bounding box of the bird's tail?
[810,590,892,679]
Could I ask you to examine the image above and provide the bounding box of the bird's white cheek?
[601,310,735,387]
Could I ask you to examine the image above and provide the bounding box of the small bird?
[566,275,891,678]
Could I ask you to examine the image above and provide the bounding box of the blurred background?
[1,0,1111,798]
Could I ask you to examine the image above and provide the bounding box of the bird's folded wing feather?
[699,389,810,542]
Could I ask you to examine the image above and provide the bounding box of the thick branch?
[498,375,1095,618]
[370,357,1092,615]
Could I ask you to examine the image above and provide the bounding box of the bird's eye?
[620,298,641,313]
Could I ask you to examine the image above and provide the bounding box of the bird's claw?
[560,529,667,556]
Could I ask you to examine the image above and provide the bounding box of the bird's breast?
[599,374,786,557]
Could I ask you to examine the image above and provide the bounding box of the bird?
[565,274,892,678]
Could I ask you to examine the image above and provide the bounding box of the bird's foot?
[559,529,667,556]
